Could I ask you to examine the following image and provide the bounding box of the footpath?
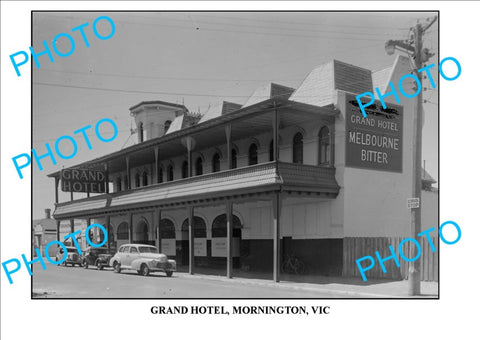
[176,266,438,298]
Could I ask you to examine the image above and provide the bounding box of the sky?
[32,11,438,219]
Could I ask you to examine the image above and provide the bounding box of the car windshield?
[67,248,78,254]
[138,246,158,254]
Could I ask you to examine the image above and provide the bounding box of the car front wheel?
[96,261,103,270]
[166,271,173,277]
[83,261,88,269]
[140,264,150,276]
[113,262,121,273]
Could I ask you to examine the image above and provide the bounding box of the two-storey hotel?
[48,55,438,282]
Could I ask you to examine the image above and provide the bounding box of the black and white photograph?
[1,1,478,339]
[29,10,439,299]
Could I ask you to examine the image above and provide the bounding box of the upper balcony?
[53,161,339,220]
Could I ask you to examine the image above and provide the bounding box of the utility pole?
[410,17,437,296]
[385,16,437,296]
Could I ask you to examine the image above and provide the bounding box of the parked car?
[109,244,176,277]
[56,246,83,267]
[82,247,116,270]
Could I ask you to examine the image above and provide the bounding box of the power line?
[38,68,305,82]
[127,13,408,37]
[37,13,394,42]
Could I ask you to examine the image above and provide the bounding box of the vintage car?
[109,244,176,277]
[55,246,83,267]
[82,247,116,270]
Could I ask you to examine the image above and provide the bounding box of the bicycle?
[282,253,306,275]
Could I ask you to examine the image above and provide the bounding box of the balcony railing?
[54,162,339,218]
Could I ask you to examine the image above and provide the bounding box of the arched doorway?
[134,219,150,245]
[211,214,243,268]
[116,222,129,248]
[180,216,207,266]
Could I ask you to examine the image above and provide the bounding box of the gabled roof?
[165,113,201,134]
[372,66,393,94]
[422,168,436,184]
[290,60,372,107]
[242,83,295,108]
[198,101,242,123]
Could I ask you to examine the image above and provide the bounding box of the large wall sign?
[161,239,176,256]
[194,239,207,256]
[211,238,240,257]
[61,168,106,193]
[345,93,403,172]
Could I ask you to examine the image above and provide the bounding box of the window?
[123,175,128,189]
[130,247,138,253]
[269,140,274,161]
[181,216,207,238]
[116,177,122,191]
[158,167,163,183]
[164,120,172,133]
[160,219,176,239]
[292,132,303,164]
[231,148,237,169]
[182,161,189,178]
[319,126,331,165]
[167,165,174,181]
[195,157,203,176]
[135,173,140,187]
[248,143,258,165]
[212,153,221,172]
[142,172,148,186]
[138,122,144,142]
[212,214,243,237]
[117,222,129,240]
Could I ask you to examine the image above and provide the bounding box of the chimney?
[45,208,51,219]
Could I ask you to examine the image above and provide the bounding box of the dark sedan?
[82,247,116,270]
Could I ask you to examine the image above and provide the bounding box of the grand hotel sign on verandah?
[61,168,106,193]
[345,93,403,172]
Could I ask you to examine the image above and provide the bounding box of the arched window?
[181,216,207,238]
[138,122,144,143]
[319,126,331,165]
[167,165,174,181]
[292,132,303,164]
[123,175,128,190]
[212,153,221,173]
[164,120,172,133]
[231,148,237,169]
[134,173,141,188]
[116,177,122,192]
[211,214,243,237]
[142,172,148,186]
[182,161,189,178]
[248,143,258,165]
[195,157,203,176]
[269,140,274,161]
[158,167,163,183]
[160,219,176,239]
[117,222,129,240]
